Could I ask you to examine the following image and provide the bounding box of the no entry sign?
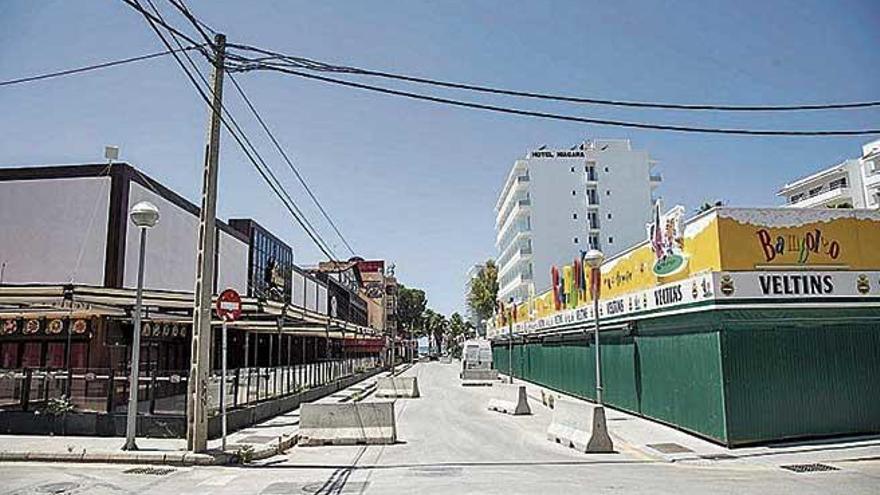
[216,288,242,322]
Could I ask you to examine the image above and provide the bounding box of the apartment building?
[495,139,660,303]
[778,139,880,209]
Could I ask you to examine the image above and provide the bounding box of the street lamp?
[583,248,613,452]
[123,201,159,451]
[507,297,514,384]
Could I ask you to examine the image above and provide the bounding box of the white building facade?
[778,139,880,209]
[860,139,880,209]
[495,139,660,304]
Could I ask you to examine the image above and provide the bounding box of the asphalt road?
[2,362,879,494]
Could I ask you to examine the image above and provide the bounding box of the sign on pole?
[216,288,242,322]
[215,288,240,452]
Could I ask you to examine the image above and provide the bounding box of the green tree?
[421,309,447,354]
[397,285,427,335]
[467,260,498,329]
[446,312,468,358]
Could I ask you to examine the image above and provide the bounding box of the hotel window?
[808,186,823,197]
[606,190,611,196]
[572,190,577,196]
[585,164,597,181]
[572,213,578,220]
[574,237,579,244]
[790,193,804,203]
[587,212,599,229]
[589,234,600,249]
[604,166,610,173]
[607,213,612,220]
[570,166,575,172]
[586,189,598,205]
[829,177,847,190]
[608,236,614,244]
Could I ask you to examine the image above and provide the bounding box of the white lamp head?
[583,249,605,268]
[130,201,160,229]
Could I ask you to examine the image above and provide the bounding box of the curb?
[0,450,222,466]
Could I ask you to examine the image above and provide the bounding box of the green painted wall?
[494,325,729,443]
[494,307,880,447]
[722,321,880,446]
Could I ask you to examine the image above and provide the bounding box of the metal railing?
[0,356,380,417]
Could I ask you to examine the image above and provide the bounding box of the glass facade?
[230,219,294,303]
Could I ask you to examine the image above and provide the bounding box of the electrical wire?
[240,64,880,137]
[145,0,341,263]
[227,44,880,113]
[226,72,358,257]
[166,0,357,256]
[126,0,342,263]
[0,45,201,87]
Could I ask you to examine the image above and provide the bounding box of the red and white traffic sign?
[216,288,242,322]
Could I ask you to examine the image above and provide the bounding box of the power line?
[125,0,341,263]
[167,0,357,256]
[0,45,201,87]
[227,44,880,113]
[238,64,880,137]
[143,0,341,263]
[226,72,358,256]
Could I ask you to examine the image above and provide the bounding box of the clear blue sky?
[1,0,878,315]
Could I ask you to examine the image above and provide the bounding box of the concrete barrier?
[546,398,593,452]
[298,402,397,446]
[375,377,420,398]
[541,390,556,409]
[461,368,499,386]
[487,385,531,415]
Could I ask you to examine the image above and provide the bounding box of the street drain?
[780,463,840,473]
[646,443,694,454]
[123,467,176,476]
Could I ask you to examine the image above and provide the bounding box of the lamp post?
[507,297,514,384]
[123,201,159,451]
[583,248,613,452]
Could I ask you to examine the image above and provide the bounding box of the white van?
[461,339,493,372]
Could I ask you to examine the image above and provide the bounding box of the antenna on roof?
[104,145,119,165]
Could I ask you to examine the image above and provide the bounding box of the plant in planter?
[41,395,76,435]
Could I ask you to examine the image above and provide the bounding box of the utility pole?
[186,33,226,453]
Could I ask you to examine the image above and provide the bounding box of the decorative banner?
[47,319,64,335]
[72,319,88,334]
[24,319,40,335]
[713,271,880,299]
[489,208,880,339]
[1,319,18,335]
[648,202,688,277]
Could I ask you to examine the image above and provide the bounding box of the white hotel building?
[495,139,660,303]
[778,139,880,209]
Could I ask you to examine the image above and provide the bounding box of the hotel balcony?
[785,186,853,208]
[650,173,662,188]
[496,174,530,214]
[496,198,531,230]
[498,246,533,279]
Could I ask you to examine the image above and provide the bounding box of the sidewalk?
[499,372,880,469]
[0,364,410,466]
